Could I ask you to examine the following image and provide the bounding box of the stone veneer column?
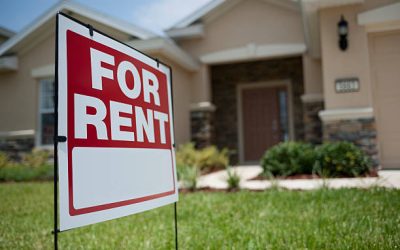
[319,108,379,168]
[302,94,324,144]
[190,102,216,148]
[0,134,35,161]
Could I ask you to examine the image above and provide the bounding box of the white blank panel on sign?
[72,148,174,209]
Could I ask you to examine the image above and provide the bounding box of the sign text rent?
[75,48,169,144]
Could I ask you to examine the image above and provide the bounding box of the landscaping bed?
[251,170,379,181]
[260,141,375,179]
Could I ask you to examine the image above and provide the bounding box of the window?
[39,79,55,145]
[278,90,289,141]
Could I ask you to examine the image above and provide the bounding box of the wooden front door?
[240,85,288,162]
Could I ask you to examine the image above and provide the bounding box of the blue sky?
[0,0,212,34]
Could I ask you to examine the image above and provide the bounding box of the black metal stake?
[53,13,60,250]
[53,153,58,250]
[174,202,178,250]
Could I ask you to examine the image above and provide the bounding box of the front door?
[240,84,289,162]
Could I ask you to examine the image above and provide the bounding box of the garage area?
[369,31,400,169]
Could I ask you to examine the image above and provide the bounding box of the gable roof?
[0,27,15,38]
[0,0,156,56]
[169,0,300,30]
[170,0,226,29]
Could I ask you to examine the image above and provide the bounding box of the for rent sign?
[57,14,178,231]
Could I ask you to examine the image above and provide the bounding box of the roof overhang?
[127,38,200,72]
[0,27,15,38]
[0,1,156,56]
[358,2,400,33]
[0,56,18,72]
[169,0,299,31]
[200,43,306,65]
[166,24,204,40]
[170,0,226,29]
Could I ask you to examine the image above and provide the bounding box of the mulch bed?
[179,187,256,193]
[250,170,379,181]
[200,166,226,175]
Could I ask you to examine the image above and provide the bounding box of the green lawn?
[0,183,399,249]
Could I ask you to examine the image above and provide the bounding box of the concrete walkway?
[196,166,400,190]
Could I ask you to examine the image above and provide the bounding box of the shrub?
[175,143,198,171]
[178,165,199,191]
[22,149,50,168]
[314,141,372,177]
[0,150,53,182]
[226,167,240,190]
[260,142,316,177]
[175,143,229,173]
[0,152,10,168]
[0,164,53,182]
[197,146,229,173]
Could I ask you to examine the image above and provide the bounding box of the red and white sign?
[57,14,178,231]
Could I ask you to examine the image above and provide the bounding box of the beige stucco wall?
[302,55,323,95]
[178,0,305,103]
[0,33,55,133]
[190,64,210,103]
[125,53,193,145]
[0,15,192,146]
[319,0,399,110]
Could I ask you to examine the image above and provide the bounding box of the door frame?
[236,79,295,164]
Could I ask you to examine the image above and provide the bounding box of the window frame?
[36,78,55,148]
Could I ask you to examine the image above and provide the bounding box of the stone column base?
[322,118,379,167]
[190,102,216,148]
[0,136,35,161]
[303,100,324,144]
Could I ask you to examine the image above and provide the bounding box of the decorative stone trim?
[0,129,35,138]
[319,107,373,122]
[190,102,215,149]
[301,93,323,103]
[0,135,35,161]
[190,102,216,112]
[303,101,324,144]
[31,64,55,78]
[323,118,379,168]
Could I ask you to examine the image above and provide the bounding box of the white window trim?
[36,78,55,147]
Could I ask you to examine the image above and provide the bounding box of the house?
[0,1,197,157]
[0,0,399,169]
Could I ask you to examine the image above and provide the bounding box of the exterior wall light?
[337,15,349,51]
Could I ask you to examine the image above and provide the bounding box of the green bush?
[0,152,10,168]
[314,142,372,177]
[176,143,229,174]
[175,143,198,171]
[22,149,50,168]
[0,164,53,182]
[0,150,53,182]
[178,165,199,191]
[260,142,316,177]
[197,146,229,173]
